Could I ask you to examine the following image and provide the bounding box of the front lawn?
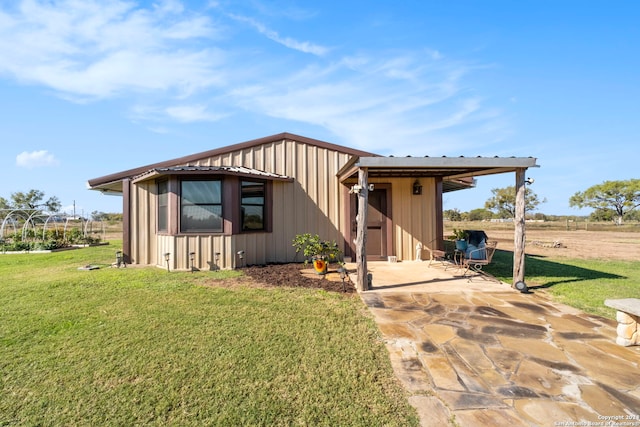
[0,245,418,426]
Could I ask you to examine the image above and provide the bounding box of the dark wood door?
[351,188,388,260]
[366,189,387,259]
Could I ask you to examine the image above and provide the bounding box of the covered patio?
[338,155,539,292]
[344,259,507,294]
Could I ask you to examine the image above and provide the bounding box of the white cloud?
[0,1,508,153]
[229,52,506,155]
[165,104,228,122]
[16,150,60,168]
[129,102,227,123]
[229,13,329,56]
[0,0,223,100]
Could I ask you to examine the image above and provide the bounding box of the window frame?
[179,179,224,234]
[157,179,169,233]
[156,175,273,236]
[240,180,266,232]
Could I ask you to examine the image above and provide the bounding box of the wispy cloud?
[229,52,506,155]
[0,1,508,155]
[228,13,329,56]
[129,102,227,123]
[165,104,228,123]
[16,150,60,168]
[0,0,223,99]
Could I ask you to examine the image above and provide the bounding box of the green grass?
[486,250,640,318]
[0,244,418,426]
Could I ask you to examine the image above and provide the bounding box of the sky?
[0,0,638,218]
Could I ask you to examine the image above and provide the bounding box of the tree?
[569,179,640,225]
[6,189,61,213]
[485,186,544,219]
[467,208,493,221]
[443,208,462,221]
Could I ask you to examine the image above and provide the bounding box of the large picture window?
[157,180,168,232]
[241,180,265,231]
[180,180,223,233]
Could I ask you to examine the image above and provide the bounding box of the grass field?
[0,244,418,426]
[485,250,640,318]
[448,221,640,319]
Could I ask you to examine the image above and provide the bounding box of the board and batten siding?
[130,138,354,270]
[365,176,439,262]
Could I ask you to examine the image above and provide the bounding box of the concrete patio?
[348,260,640,426]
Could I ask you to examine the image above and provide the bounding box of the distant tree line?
[0,189,121,221]
[448,179,640,224]
[90,211,123,222]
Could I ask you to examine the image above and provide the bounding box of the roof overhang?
[88,165,293,195]
[132,166,293,184]
[337,155,538,192]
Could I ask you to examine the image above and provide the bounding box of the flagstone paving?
[353,262,640,427]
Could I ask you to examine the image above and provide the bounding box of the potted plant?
[292,233,342,275]
[450,228,468,251]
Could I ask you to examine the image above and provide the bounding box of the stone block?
[617,310,636,324]
[617,321,637,340]
[616,336,633,346]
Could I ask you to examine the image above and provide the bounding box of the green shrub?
[292,233,342,262]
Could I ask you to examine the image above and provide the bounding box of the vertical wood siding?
[366,177,438,261]
[132,138,354,270]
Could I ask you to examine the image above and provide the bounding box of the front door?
[350,186,390,260]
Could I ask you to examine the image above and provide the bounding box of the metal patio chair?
[460,241,498,281]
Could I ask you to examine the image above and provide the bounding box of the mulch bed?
[241,263,356,294]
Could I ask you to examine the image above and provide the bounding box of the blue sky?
[0,0,638,217]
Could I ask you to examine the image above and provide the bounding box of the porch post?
[356,167,369,291]
[122,178,132,264]
[513,168,527,286]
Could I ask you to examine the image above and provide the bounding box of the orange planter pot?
[313,259,327,274]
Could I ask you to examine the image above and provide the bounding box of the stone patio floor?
[347,261,640,426]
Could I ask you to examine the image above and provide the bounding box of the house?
[87,132,538,290]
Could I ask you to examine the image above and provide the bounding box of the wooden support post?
[513,168,526,286]
[356,168,369,292]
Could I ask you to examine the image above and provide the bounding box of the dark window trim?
[157,179,169,233]
[158,175,274,236]
[179,178,224,234]
[240,180,266,232]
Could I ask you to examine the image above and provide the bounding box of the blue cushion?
[467,242,486,260]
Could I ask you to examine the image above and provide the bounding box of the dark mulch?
[241,263,355,294]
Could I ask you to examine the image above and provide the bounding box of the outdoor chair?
[460,240,498,281]
[424,245,447,268]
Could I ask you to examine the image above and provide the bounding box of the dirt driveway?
[483,229,640,261]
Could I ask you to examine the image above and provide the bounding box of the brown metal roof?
[340,155,537,177]
[87,132,377,193]
[132,166,293,183]
[337,155,538,193]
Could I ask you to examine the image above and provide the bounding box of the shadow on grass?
[484,249,623,290]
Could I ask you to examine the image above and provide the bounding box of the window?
[241,180,265,231]
[157,180,168,232]
[180,180,223,232]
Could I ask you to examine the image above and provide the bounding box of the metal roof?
[339,155,538,179]
[131,166,293,184]
[87,132,374,193]
[337,155,538,193]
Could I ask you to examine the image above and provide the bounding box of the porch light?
[515,281,529,293]
[413,180,422,195]
[189,252,196,273]
[115,250,125,268]
[338,266,347,292]
[164,252,171,272]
